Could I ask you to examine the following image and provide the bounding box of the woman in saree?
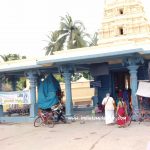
[116,97,131,127]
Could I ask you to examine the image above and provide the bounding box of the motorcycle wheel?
[60,115,67,123]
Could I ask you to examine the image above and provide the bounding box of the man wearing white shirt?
[102,93,115,125]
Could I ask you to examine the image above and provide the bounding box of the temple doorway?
[111,71,131,112]
[113,71,130,92]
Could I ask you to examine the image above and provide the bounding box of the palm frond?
[45,13,90,53]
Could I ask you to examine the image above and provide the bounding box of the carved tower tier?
[98,0,150,46]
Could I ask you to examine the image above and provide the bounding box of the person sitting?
[95,102,104,115]
[116,97,131,127]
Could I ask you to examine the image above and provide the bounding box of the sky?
[0,0,149,58]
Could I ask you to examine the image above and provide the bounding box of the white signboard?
[0,90,30,105]
[136,81,150,98]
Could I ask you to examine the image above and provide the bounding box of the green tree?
[54,74,64,83]
[89,32,99,46]
[59,13,87,50]
[45,13,88,55]
[0,54,26,62]
[44,31,66,55]
[16,77,26,91]
[0,54,27,91]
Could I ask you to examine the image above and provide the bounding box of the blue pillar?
[0,75,3,117]
[61,65,73,117]
[0,105,3,117]
[123,55,144,120]
[27,71,37,118]
[128,65,139,120]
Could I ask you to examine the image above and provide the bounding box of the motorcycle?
[51,103,66,123]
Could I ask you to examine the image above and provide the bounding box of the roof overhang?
[37,45,144,66]
[0,44,150,73]
[0,59,41,73]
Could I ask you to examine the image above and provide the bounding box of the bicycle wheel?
[34,116,43,127]
[47,118,54,128]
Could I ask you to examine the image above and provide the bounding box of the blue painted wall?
[95,75,110,103]
[137,64,149,80]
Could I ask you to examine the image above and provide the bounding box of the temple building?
[0,0,150,122]
[99,0,150,46]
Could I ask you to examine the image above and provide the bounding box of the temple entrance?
[111,71,131,113]
[112,71,130,92]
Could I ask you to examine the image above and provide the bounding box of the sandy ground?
[0,119,150,150]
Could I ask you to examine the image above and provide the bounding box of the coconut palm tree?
[89,32,99,46]
[44,31,66,55]
[45,14,88,55]
[58,13,87,50]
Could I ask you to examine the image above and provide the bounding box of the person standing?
[102,93,115,125]
[116,98,131,127]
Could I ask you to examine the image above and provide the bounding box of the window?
[119,27,124,35]
[119,9,124,15]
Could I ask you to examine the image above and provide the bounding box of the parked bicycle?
[34,103,66,128]
[130,108,150,124]
[34,109,54,128]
